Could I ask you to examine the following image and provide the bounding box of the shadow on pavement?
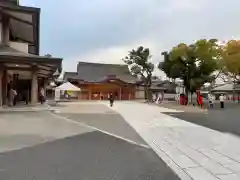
[0,131,180,180]
[59,113,148,146]
[163,107,240,137]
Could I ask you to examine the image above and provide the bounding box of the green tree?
[222,40,240,82]
[123,46,154,100]
[159,39,221,98]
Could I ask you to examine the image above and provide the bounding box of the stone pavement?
[0,102,181,180]
[104,101,240,180]
[155,102,205,113]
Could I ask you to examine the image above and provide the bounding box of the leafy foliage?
[159,39,221,93]
[123,46,154,85]
[123,46,154,100]
[222,40,240,82]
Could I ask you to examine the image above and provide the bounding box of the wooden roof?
[65,62,138,84]
[0,1,40,54]
[211,83,240,92]
[0,45,62,77]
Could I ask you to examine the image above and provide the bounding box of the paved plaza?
[0,102,180,180]
[0,101,239,180]
[107,101,240,180]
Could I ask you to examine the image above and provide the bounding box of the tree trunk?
[143,86,147,100]
[190,92,193,104]
[144,86,152,102]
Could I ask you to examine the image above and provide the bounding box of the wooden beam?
[14,36,34,45]
[5,11,34,26]
[3,62,57,70]
[38,66,55,73]
[6,67,31,71]
[38,72,49,77]
[39,63,57,69]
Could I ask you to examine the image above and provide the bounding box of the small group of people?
[208,93,225,109]
[192,92,226,109]
[7,87,45,106]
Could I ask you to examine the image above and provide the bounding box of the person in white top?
[40,87,45,104]
[219,94,225,108]
[208,94,214,109]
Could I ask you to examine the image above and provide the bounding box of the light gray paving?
[0,103,181,180]
[199,149,236,165]
[185,167,219,180]
[223,162,240,173]
[56,112,147,145]
[108,101,240,180]
[0,111,93,152]
[217,174,240,180]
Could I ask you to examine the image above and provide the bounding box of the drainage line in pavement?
[49,112,150,149]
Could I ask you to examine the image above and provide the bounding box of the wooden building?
[64,62,139,100]
[0,0,62,106]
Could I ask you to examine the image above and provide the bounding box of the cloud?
[162,0,207,15]
[63,38,164,71]
[21,0,240,80]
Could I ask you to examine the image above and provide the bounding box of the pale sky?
[21,0,240,80]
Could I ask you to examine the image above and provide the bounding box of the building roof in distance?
[72,62,139,84]
[211,83,240,92]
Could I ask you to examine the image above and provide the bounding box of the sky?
[21,0,240,79]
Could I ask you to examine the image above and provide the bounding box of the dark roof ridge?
[78,61,128,67]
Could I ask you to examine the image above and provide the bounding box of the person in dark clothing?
[25,89,29,105]
[108,92,114,107]
[13,89,17,106]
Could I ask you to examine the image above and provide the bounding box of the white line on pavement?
[49,112,151,149]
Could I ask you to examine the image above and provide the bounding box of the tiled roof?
[63,72,78,81]
[0,45,61,61]
[73,62,138,84]
[211,83,240,92]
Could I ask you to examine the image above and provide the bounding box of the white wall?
[8,41,29,53]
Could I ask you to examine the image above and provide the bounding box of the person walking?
[24,89,29,105]
[199,94,203,108]
[13,89,17,106]
[9,87,17,106]
[108,92,114,107]
[219,94,225,109]
[40,87,45,104]
[208,94,214,109]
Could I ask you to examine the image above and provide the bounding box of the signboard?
[55,89,60,101]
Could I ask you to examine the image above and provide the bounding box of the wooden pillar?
[0,69,3,106]
[2,15,9,44]
[119,87,122,100]
[2,69,7,105]
[43,78,48,96]
[128,88,131,100]
[31,68,38,104]
[88,86,92,100]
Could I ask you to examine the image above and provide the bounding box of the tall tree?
[123,46,154,100]
[222,40,240,82]
[159,39,221,97]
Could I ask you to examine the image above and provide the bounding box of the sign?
[67,91,72,96]
[55,89,60,101]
